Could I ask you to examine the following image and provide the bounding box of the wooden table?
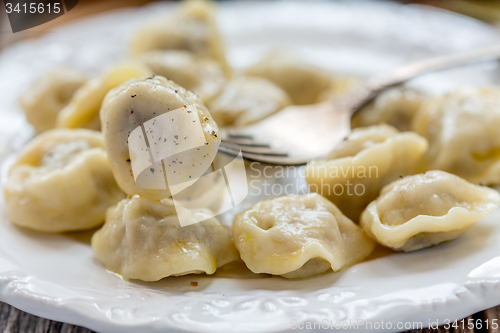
[2,1,500,332]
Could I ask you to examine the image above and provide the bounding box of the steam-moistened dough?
[352,87,425,131]
[19,68,87,132]
[56,62,152,130]
[232,193,375,279]
[100,75,220,200]
[360,170,500,252]
[138,50,226,103]
[246,52,332,105]
[131,0,227,70]
[208,76,292,126]
[306,125,428,222]
[412,87,500,185]
[91,195,238,281]
[161,158,226,212]
[3,129,125,233]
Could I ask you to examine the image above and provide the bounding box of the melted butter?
[472,147,500,162]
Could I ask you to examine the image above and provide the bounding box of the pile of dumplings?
[5,0,500,281]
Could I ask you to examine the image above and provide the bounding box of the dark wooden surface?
[1,301,500,333]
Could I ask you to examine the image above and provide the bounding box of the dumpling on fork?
[100,75,220,200]
[3,129,125,233]
[360,170,500,252]
[92,195,238,281]
[232,193,375,279]
[306,124,428,222]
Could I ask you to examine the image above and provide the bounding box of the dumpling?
[91,195,238,281]
[316,74,362,102]
[352,87,425,131]
[3,129,125,233]
[360,170,500,252]
[161,155,227,213]
[137,50,226,103]
[306,125,428,222]
[19,67,87,132]
[56,61,152,130]
[100,75,220,200]
[130,0,227,70]
[232,193,375,279]
[411,87,500,185]
[246,52,331,105]
[208,76,292,126]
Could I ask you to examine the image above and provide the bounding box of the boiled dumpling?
[232,193,375,279]
[56,61,152,130]
[3,129,125,233]
[316,74,362,102]
[100,75,220,200]
[137,50,226,103]
[360,170,500,252]
[130,0,227,70]
[306,125,428,222]
[160,153,228,213]
[19,67,87,132]
[91,195,238,281]
[208,76,292,126]
[411,87,500,185]
[352,87,425,131]
[246,52,331,105]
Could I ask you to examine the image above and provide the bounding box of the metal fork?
[218,45,500,165]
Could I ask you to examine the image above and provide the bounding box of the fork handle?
[343,45,500,113]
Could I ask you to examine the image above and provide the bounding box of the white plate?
[1,1,500,332]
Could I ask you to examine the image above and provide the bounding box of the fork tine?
[220,142,288,156]
[217,145,307,165]
[222,138,271,147]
